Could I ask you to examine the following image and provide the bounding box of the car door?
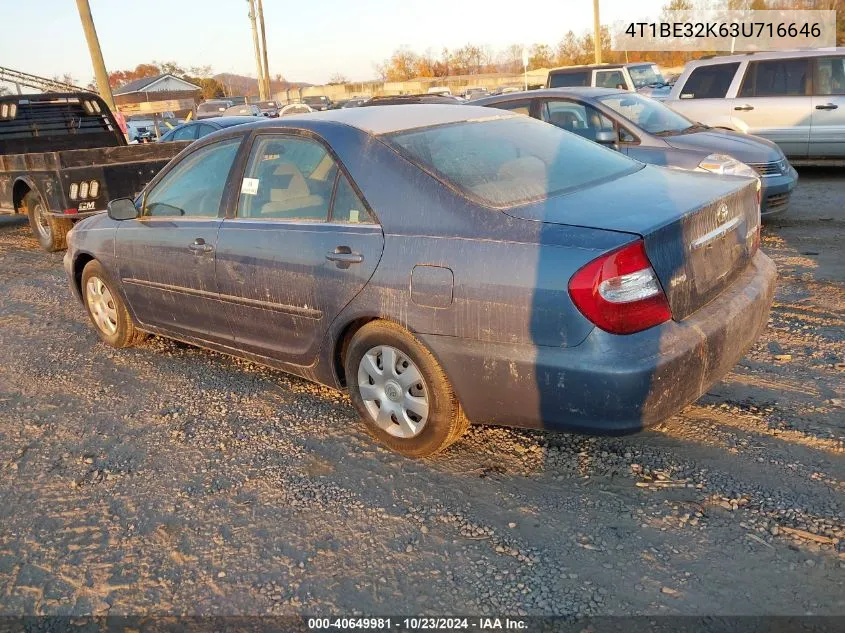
[215,132,384,365]
[811,55,845,158]
[730,58,812,158]
[114,136,243,341]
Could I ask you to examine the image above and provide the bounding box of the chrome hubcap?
[85,276,118,336]
[357,345,429,438]
[34,203,51,240]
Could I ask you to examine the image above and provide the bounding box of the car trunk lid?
[504,165,760,320]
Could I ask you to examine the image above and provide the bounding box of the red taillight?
[63,208,78,215]
[568,240,672,335]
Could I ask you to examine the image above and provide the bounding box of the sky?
[1,0,665,87]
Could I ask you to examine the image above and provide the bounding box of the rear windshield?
[549,71,591,88]
[198,103,227,113]
[385,116,638,207]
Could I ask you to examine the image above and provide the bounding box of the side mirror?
[107,197,139,221]
[595,129,619,145]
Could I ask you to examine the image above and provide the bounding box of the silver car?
[665,49,845,159]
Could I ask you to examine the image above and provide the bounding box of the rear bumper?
[760,166,798,217]
[420,251,776,434]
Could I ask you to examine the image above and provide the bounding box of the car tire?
[81,260,146,348]
[24,191,72,252]
[345,320,470,457]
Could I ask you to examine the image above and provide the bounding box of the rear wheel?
[345,321,470,457]
[24,191,72,252]
[81,260,146,348]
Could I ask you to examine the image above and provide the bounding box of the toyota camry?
[64,105,776,457]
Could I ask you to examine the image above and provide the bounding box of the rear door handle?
[188,238,213,254]
[734,104,754,111]
[815,103,839,110]
[326,246,363,264]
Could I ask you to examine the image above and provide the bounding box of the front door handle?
[734,104,754,111]
[326,246,363,264]
[815,103,839,110]
[188,238,213,254]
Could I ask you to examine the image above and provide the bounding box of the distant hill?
[213,72,311,97]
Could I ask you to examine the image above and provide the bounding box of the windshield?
[599,92,695,136]
[628,64,666,88]
[385,116,638,207]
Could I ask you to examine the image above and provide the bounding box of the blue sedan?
[64,106,776,457]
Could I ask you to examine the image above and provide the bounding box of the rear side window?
[816,57,845,95]
[386,116,638,207]
[679,63,740,99]
[740,59,809,97]
[595,70,626,89]
[237,136,337,222]
[548,71,590,88]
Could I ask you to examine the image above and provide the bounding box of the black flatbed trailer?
[0,92,188,251]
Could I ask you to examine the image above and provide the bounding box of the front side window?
[237,136,337,221]
[740,59,809,97]
[595,70,626,89]
[680,62,740,99]
[548,71,590,88]
[599,92,694,136]
[143,138,240,217]
[540,100,616,142]
[171,125,197,141]
[386,116,638,207]
[815,57,845,96]
[197,124,217,138]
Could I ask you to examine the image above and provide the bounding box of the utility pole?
[593,0,602,65]
[74,0,116,111]
[247,0,267,100]
[257,0,271,99]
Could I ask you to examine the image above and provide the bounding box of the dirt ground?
[0,168,842,617]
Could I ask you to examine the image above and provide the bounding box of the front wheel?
[81,260,146,348]
[345,321,470,457]
[24,191,72,252]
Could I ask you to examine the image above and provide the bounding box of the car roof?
[684,47,845,67]
[260,104,515,135]
[207,116,261,127]
[472,87,624,105]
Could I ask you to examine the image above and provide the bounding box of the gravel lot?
[0,168,843,617]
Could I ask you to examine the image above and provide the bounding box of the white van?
[665,49,845,159]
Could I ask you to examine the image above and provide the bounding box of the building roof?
[114,73,201,96]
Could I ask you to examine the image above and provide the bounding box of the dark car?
[474,87,798,217]
[302,95,332,111]
[158,117,259,143]
[196,100,233,120]
[256,100,280,117]
[64,105,775,457]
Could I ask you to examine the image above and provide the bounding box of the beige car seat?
[260,162,323,217]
